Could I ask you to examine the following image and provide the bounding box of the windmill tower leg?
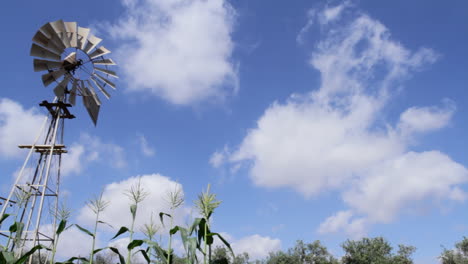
[0,100,74,262]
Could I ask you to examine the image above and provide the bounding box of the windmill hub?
[61,48,92,80]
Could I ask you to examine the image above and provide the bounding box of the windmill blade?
[82,87,100,125]
[86,80,102,105]
[33,59,63,72]
[50,20,71,48]
[41,69,66,87]
[77,27,90,50]
[60,32,72,48]
[83,34,102,54]
[31,44,61,61]
[79,80,88,94]
[69,80,78,106]
[63,52,76,64]
[49,20,66,34]
[40,22,66,52]
[88,46,110,59]
[38,22,53,39]
[64,22,78,47]
[32,30,63,55]
[53,76,70,98]
[89,77,110,99]
[92,58,116,65]
[94,73,116,89]
[94,67,118,78]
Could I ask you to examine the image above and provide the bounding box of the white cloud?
[398,100,455,135]
[107,0,238,105]
[297,2,351,44]
[0,98,45,158]
[212,232,281,260]
[12,167,35,185]
[296,9,316,45]
[210,151,224,168]
[61,133,127,177]
[229,95,404,196]
[80,133,127,169]
[78,174,191,231]
[219,5,467,236]
[319,2,347,24]
[209,146,229,168]
[317,210,367,239]
[231,234,281,260]
[137,134,155,157]
[343,151,468,223]
[61,144,85,176]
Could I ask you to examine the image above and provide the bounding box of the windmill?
[0,20,117,256]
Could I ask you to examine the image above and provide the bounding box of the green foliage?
[195,184,221,220]
[0,214,10,225]
[440,237,468,264]
[266,240,338,264]
[341,237,415,264]
[1,183,430,264]
[0,245,50,264]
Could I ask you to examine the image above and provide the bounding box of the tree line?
[88,236,468,264]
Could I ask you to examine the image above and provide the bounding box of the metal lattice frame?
[0,100,73,256]
[0,19,116,261]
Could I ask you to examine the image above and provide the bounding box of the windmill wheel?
[30,19,117,125]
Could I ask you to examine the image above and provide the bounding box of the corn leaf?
[196,218,211,244]
[1,251,15,264]
[13,222,24,244]
[134,249,150,264]
[93,247,107,254]
[184,237,199,264]
[128,239,144,251]
[159,212,171,227]
[9,222,21,233]
[178,226,190,251]
[56,220,67,235]
[75,224,95,238]
[109,247,126,264]
[111,226,129,240]
[98,220,113,228]
[0,214,9,225]
[188,218,203,235]
[130,204,137,220]
[56,257,89,264]
[15,245,49,264]
[170,226,181,235]
[208,232,234,258]
[144,240,168,263]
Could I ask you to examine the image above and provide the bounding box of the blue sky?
[0,0,467,263]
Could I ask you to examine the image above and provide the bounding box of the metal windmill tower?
[0,20,117,255]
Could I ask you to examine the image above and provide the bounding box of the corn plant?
[53,183,234,264]
[75,191,110,264]
[123,179,149,264]
[193,184,232,264]
[0,214,50,264]
[159,185,184,264]
[3,190,30,251]
[108,179,151,264]
[49,203,71,264]
[140,213,159,242]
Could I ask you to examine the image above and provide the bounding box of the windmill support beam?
[0,98,71,258]
[39,100,75,119]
